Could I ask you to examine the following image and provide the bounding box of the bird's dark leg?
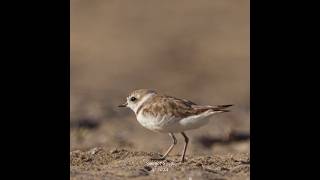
[180,132,189,163]
[151,133,177,160]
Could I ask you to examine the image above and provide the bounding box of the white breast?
[136,113,164,132]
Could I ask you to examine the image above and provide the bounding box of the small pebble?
[144,165,152,171]
[110,149,119,154]
[90,147,101,155]
[196,162,202,167]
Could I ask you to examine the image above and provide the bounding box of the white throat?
[132,93,155,114]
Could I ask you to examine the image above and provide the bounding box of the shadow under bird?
[118,89,233,162]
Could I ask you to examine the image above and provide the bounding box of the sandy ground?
[70,148,249,180]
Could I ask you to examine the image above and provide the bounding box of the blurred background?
[70,0,249,156]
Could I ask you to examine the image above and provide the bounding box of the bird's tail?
[210,104,234,113]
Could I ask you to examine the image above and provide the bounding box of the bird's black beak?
[118,102,128,107]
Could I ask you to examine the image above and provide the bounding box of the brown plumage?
[138,94,233,118]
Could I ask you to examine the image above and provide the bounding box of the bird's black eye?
[130,97,137,102]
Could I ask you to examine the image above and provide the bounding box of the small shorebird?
[118,89,233,162]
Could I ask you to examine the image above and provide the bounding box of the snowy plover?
[118,89,233,162]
